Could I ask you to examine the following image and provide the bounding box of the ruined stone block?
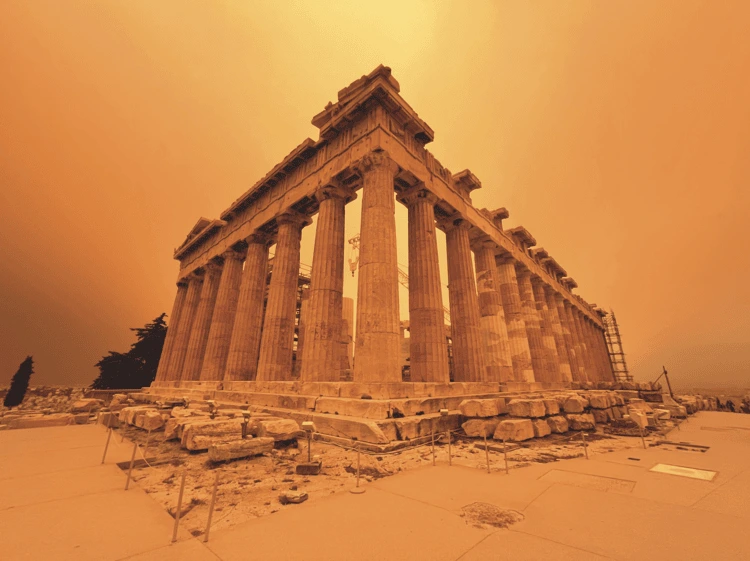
[208,437,274,462]
[70,398,104,413]
[493,419,535,442]
[532,419,551,438]
[98,411,121,428]
[257,419,303,441]
[461,418,501,438]
[591,409,610,424]
[141,410,165,431]
[566,413,596,431]
[588,394,610,409]
[507,399,546,418]
[546,415,569,433]
[459,398,504,418]
[542,399,560,416]
[563,396,587,414]
[73,413,89,424]
[181,419,244,450]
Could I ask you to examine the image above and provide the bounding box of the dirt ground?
[111,423,670,538]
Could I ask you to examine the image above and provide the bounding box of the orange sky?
[1,1,748,389]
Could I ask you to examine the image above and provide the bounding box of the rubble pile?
[0,386,108,430]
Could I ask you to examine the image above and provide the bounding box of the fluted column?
[353,151,402,383]
[200,248,245,381]
[567,305,590,382]
[472,241,514,382]
[543,286,573,382]
[257,212,310,381]
[596,326,614,381]
[300,186,353,382]
[531,278,561,382]
[154,281,188,383]
[224,235,270,381]
[166,273,203,381]
[516,268,550,382]
[399,188,450,383]
[181,261,223,381]
[554,294,581,382]
[496,257,534,382]
[563,300,587,382]
[579,313,598,382]
[294,288,311,378]
[445,218,485,382]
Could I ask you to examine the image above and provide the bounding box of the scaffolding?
[603,310,632,382]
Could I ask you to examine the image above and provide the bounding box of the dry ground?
[109,422,670,538]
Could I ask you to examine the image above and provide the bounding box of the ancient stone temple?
[149,65,616,445]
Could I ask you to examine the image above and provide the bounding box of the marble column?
[583,315,601,382]
[496,257,535,382]
[562,299,586,382]
[516,268,550,382]
[257,212,310,381]
[472,241,514,382]
[200,248,245,381]
[445,218,486,382]
[224,235,269,381]
[154,281,188,383]
[353,151,402,383]
[531,278,561,382]
[399,188,450,383]
[569,306,591,382]
[181,261,223,381]
[294,288,311,378]
[166,272,203,381]
[300,185,353,382]
[543,286,573,382]
[596,326,614,381]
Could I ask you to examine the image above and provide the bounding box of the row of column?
[155,148,613,386]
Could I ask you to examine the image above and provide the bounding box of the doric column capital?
[186,269,205,282]
[276,210,312,229]
[204,260,223,274]
[438,214,472,233]
[176,278,189,288]
[314,183,357,204]
[245,231,272,247]
[222,246,247,261]
[468,234,497,253]
[353,149,399,176]
[397,185,439,207]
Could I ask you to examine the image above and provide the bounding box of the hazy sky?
[1,1,748,389]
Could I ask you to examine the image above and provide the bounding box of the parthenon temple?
[148,66,619,444]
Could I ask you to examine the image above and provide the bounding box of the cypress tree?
[4,356,34,408]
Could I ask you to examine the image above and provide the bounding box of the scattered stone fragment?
[278,490,308,505]
[258,419,303,441]
[208,437,274,462]
[141,410,165,431]
[70,398,104,413]
[181,419,244,451]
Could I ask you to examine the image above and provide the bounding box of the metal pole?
[307,432,312,463]
[431,429,436,466]
[582,432,589,460]
[144,428,152,459]
[356,446,361,488]
[663,366,674,398]
[483,430,490,473]
[101,428,112,464]
[124,441,138,490]
[171,472,187,543]
[447,430,452,466]
[503,438,509,475]
[640,426,647,449]
[203,471,219,543]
